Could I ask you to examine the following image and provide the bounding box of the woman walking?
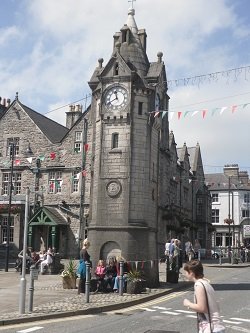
[183,260,225,333]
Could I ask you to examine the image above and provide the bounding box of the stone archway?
[100,241,121,261]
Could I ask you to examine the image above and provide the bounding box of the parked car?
[211,247,224,259]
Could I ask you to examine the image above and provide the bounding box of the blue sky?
[0,0,250,174]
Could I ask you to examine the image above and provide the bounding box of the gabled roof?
[29,207,68,226]
[205,173,250,191]
[19,101,69,143]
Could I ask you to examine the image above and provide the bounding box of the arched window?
[112,133,119,149]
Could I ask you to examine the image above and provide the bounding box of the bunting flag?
[84,144,89,152]
[14,159,21,166]
[150,260,154,269]
[50,152,56,160]
[135,261,138,270]
[39,155,45,161]
[82,170,87,177]
[76,172,81,179]
[26,157,33,164]
[152,101,250,120]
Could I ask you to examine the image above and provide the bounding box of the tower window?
[138,102,143,115]
[112,133,119,149]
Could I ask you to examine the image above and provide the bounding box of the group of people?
[77,239,129,294]
[15,247,54,274]
[164,238,201,268]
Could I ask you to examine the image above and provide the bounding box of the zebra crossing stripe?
[230,318,250,323]
[161,311,180,316]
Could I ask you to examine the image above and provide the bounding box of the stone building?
[205,164,250,247]
[0,9,211,277]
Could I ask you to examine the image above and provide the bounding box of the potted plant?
[61,259,77,289]
[126,269,146,294]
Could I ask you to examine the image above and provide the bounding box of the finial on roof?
[15,92,19,100]
[157,51,163,63]
[98,58,103,68]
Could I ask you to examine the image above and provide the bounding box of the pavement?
[0,259,249,327]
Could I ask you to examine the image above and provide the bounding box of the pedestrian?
[194,239,201,259]
[94,259,106,292]
[40,246,53,274]
[183,260,225,333]
[185,239,194,261]
[78,238,91,294]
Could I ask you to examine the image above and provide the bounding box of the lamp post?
[5,142,15,272]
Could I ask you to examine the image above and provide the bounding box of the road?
[0,266,249,333]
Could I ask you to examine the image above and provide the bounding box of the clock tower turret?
[87,8,170,286]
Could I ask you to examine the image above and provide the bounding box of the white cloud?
[0,0,249,173]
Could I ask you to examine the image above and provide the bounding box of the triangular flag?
[202,109,207,119]
[39,155,45,161]
[184,111,190,118]
[76,172,81,179]
[177,111,182,120]
[135,261,138,269]
[59,180,63,187]
[26,157,33,164]
[162,111,167,118]
[231,105,237,113]
[242,103,249,109]
[84,144,89,152]
[191,111,199,117]
[50,152,56,160]
[211,108,219,116]
[169,111,174,120]
[154,111,160,118]
[14,159,21,166]
[220,106,227,115]
[82,170,87,177]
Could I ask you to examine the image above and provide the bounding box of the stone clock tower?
[87,8,169,285]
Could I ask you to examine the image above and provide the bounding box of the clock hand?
[107,92,118,105]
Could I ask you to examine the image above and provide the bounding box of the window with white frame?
[74,132,82,153]
[244,193,250,203]
[6,137,20,156]
[1,216,14,243]
[215,233,223,246]
[72,171,80,192]
[49,171,62,193]
[2,172,22,195]
[212,193,219,202]
[212,209,219,223]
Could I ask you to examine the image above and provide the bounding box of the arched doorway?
[100,241,121,261]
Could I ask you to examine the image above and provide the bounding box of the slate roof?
[19,102,69,143]
[205,173,250,191]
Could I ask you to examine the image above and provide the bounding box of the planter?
[62,276,76,289]
[167,270,179,283]
[126,279,146,294]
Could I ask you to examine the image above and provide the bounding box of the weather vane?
[128,0,136,8]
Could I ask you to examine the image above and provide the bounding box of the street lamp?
[5,142,15,272]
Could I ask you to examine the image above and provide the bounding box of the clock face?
[104,86,129,111]
[155,93,160,111]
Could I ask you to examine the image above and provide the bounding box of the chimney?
[66,104,82,129]
[223,164,239,178]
